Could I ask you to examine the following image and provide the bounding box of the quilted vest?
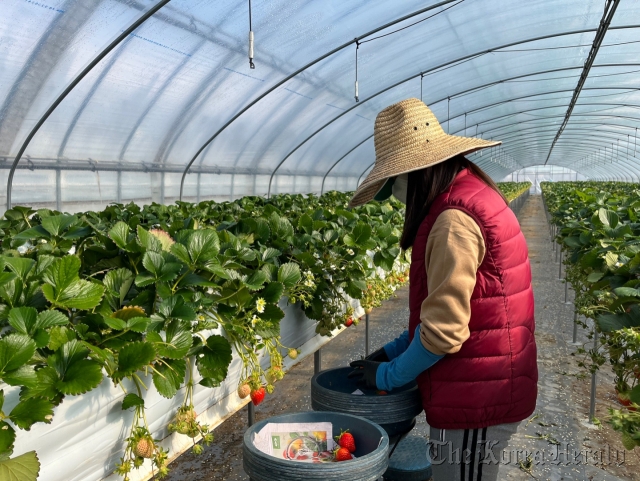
[408,168,537,430]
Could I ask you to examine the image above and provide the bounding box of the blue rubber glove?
[382,329,411,360]
[376,325,444,391]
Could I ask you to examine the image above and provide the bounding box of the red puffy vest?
[408,168,537,430]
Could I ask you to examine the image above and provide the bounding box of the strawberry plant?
[543,181,640,450]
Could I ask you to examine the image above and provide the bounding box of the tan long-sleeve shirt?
[418,209,486,356]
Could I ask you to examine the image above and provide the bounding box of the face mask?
[392,173,408,204]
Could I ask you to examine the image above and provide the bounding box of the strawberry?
[133,438,154,459]
[335,430,356,453]
[288,348,299,360]
[344,318,353,327]
[238,384,251,399]
[250,386,266,406]
[334,447,352,461]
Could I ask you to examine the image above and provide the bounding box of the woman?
[348,98,537,481]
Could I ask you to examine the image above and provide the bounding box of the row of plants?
[0,191,410,480]
[496,182,531,202]
[542,181,640,451]
[0,181,530,480]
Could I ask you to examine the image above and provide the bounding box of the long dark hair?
[400,156,507,250]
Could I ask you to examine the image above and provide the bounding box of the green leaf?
[35,310,68,330]
[103,268,134,306]
[613,287,640,298]
[9,398,54,430]
[122,393,145,410]
[261,247,281,262]
[126,317,150,333]
[116,341,156,377]
[169,243,191,265]
[3,258,35,281]
[277,263,301,289]
[109,222,130,250]
[157,296,196,321]
[40,214,76,237]
[137,225,162,252]
[598,208,619,228]
[0,273,16,288]
[196,335,232,383]
[586,271,604,283]
[629,384,640,405]
[245,270,268,291]
[344,223,372,247]
[0,334,36,376]
[3,365,38,389]
[13,226,49,241]
[298,214,313,234]
[7,308,37,335]
[188,230,220,265]
[0,451,40,481]
[261,282,284,304]
[0,421,15,457]
[55,359,103,395]
[42,255,80,292]
[104,317,127,330]
[596,312,635,332]
[147,322,192,360]
[47,326,76,351]
[152,359,186,399]
[142,251,164,276]
[43,279,104,310]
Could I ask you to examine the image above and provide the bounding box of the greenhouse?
[1,0,640,480]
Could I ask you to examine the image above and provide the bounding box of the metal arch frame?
[486,123,640,143]
[266,62,640,198]
[320,135,372,195]
[496,128,637,146]
[185,23,640,199]
[495,144,640,181]
[5,0,173,210]
[176,0,460,199]
[543,0,620,165]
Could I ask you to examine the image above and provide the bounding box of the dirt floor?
[160,195,639,481]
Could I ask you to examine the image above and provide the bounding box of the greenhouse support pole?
[365,313,370,357]
[572,310,579,344]
[5,0,173,210]
[314,349,322,375]
[564,279,570,304]
[248,402,255,427]
[589,329,600,423]
[558,250,563,279]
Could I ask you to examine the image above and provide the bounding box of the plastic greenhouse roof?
[1,0,639,211]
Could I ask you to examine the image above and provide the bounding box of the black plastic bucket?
[243,411,389,481]
[311,367,423,438]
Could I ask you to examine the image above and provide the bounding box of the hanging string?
[636,127,638,157]
[420,73,424,102]
[464,112,467,136]
[248,0,255,69]
[354,40,360,102]
[447,97,450,134]
[628,134,630,159]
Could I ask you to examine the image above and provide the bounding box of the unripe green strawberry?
[288,348,299,360]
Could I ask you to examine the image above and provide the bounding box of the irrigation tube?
[6,0,173,210]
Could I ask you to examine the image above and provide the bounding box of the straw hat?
[349,98,501,207]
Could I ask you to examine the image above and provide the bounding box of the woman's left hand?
[348,360,382,389]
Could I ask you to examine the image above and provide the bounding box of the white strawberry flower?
[256,298,266,313]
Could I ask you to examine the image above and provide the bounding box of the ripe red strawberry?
[335,430,356,453]
[250,386,266,406]
[344,318,353,327]
[334,447,353,461]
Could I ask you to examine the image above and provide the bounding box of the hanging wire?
[354,40,360,102]
[360,0,465,44]
[420,73,424,101]
[628,134,630,159]
[447,96,450,134]
[636,127,638,157]
[248,0,255,69]
[464,112,467,136]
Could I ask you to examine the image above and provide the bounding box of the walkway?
[162,195,638,481]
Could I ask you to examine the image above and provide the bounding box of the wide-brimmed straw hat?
[349,98,501,207]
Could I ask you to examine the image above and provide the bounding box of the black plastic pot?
[243,411,389,481]
[311,367,423,438]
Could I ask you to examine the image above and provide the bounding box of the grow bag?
[243,411,389,481]
[311,367,423,438]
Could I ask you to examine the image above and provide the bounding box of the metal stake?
[564,279,570,304]
[248,402,255,427]
[572,310,578,344]
[558,250,563,279]
[314,349,322,375]
[589,330,599,423]
[365,313,370,357]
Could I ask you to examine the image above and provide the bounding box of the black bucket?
[311,367,423,438]
[243,411,389,481]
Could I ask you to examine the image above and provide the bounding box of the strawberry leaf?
[0,334,36,376]
[0,421,15,456]
[55,360,103,395]
[153,359,186,399]
[115,341,156,379]
[9,398,54,430]
[196,335,232,383]
[277,263,300,289]
[0,451,40,481]
[121,393,144,410]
